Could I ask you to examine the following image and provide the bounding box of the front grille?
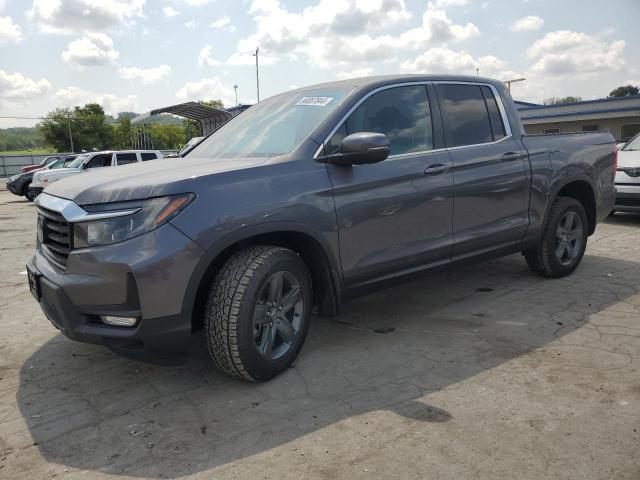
[616,196,640,207]
[37,206,71,267]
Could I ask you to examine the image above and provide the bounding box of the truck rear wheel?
[524,197,588,278]
[204,246,312,381]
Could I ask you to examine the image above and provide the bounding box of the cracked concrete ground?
[0,186,639,480]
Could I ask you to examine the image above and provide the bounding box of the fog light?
[100,315,139,327]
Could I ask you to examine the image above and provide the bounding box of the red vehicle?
[21,155,62,173]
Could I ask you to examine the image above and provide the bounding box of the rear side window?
[325,85,433,156]
[140,152,157,161]
[481,86,506,141]
[116,153,138,165]
[439,84,494,147]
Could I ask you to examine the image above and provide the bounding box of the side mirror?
[319,132,390,166]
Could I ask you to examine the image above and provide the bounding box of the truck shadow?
[16,253,638,477]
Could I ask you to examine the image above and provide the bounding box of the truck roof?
[290,74,505,93]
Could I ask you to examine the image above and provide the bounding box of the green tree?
[608,85,639,98]
[112,117,132,150]
[543,96,583,105]
[39,103,113,152]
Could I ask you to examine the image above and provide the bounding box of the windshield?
[622,133,640,151]
[67,154,89,168]
[189,87,351,158]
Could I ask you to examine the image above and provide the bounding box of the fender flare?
[180,221,342,322]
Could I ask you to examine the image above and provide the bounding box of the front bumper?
[28,221,204,364]
[614,184,640,212]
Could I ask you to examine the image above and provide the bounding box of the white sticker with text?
[295,96,334,106]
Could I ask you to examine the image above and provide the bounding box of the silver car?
[613,132,640,213]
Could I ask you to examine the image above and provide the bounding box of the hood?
[44,156,270,205]
[618,149,640,168]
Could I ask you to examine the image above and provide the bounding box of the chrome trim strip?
[35,193,140,222]
[314,80,514,159]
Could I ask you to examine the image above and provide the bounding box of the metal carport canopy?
[133,102,233,136]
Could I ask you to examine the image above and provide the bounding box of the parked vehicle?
[612,132,640,213]
[6,155,76,201]
[20,155,62,174]
[27,75,616,381]
[29,150,163,198]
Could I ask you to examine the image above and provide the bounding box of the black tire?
[23,183,36,202]
[204,246,312,381]
[524,197,588,278]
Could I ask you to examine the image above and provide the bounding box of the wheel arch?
[548,176,597,235]
[183,223,342,332]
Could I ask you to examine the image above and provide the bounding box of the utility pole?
[233,84,238,106]
[476,68,479,76]
[253,47,260,102]
[504,77,526,92]
[67,110,74,152]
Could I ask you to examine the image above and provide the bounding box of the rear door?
[435,82,529,257]
[324,83,454,282]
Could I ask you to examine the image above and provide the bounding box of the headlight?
[73,194,194,248]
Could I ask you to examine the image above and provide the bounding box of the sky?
[1,0,639,127]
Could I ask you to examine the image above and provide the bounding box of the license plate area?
[27,266,41,301]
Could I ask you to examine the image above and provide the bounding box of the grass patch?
[0,148,57,156]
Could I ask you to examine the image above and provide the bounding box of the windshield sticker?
[295,96,334,107]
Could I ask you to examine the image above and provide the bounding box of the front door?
[324,84,454,283]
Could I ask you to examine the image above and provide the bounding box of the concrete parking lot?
[0,186,638,480]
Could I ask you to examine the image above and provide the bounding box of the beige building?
[517,96,640,142]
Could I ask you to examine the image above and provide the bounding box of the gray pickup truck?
[28,75,616,381]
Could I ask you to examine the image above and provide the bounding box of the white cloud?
[528,30,626,75]
[27,0,145,34]
[0,70,51,102]
[180,0,214,4]
[119,64,171,83]
[0,16,21,44]
[400,47,508,77]
[55,86,138,115]
[335,67,374,80]
[163,6,179,18]
[184,20,196,29]
[510,15,544,32]
[62,33,119,67]
[176,77,235,106]
[234,0,478,68]
[209,14,236,32]
[431,0,470,7]
[226,51,278,66]
[197,45,221,67]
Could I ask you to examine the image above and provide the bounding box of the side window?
[85,154,112,169]
[439,84,493,147]
[481,86,506,141]
[325,85,433,156]
[116,153,138,165]
[140,152,158,161]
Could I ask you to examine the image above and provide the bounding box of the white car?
[613,133,640,213]
[30,150,163,197]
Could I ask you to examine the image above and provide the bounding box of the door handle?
[501,152,522,161]
[424,163,448,175]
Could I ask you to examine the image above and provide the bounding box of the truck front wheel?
[524,197,588,278]
[204,246,312,381]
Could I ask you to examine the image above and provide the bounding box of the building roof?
[518,95,640,124]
